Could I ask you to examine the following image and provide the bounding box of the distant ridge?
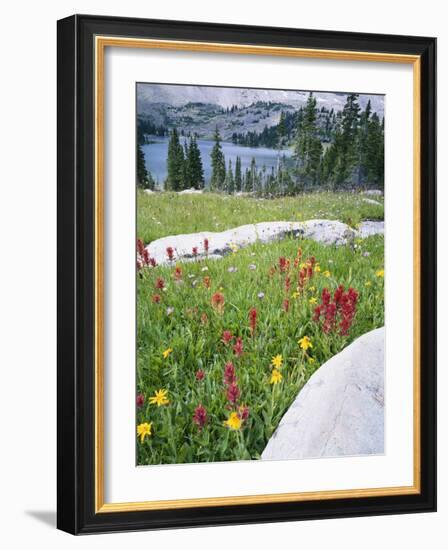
[137,83,384,116]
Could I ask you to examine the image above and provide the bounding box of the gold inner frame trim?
[94,35,421,513]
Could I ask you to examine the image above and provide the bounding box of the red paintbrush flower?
[152,294,161,303]
[203,276,211,289]
[204,238,209,254]
[155,277,165,289]
[278,256,288,273]
[195,369,205,381]
[192,246,198,257]
[222,330,233,345]
[149,257,157,267]
[137,238,145,257]
[283,299,290,312]
[249,307,257,336]
[314,286,359,335]
[166,246,174,261]
[211,292,225,313]
[136,393,145,408]
[174,266,182,281]
[226,383,240,404]
[233,337,244,357]
[193,404,207,430]
[239,405,250,421]
[285,276,291,293]
[224,362,236,385]
[142,248,151,266]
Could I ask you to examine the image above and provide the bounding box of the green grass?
[136,233,384,465]
[138,191,384,244]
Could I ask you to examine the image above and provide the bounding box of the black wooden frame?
[57,14,436,534]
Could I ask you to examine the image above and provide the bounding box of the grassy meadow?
[137,190,384,244]
[136,192,384,465]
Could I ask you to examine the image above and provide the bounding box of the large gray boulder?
[145,220,357,265]
[261,327,384,460]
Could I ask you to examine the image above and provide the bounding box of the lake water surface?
[142,136,292,187]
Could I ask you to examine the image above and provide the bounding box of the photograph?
[135,83,385,466]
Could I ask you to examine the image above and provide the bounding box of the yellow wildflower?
[323,270,331,278]
[149,389,170,407]
[292,291,300,300]
[271,354,283,369]
[270,369,283,385]
[314,264,321,273]
[162,348,173,359]
[376,269,385,278]
[308,356,316,364]
[309,286,316,292]
[298,336,313,351]
[229,243,238,254]
[309,297,318,305]
[365,281,372,287]
[224,412,242,430]
[137,422,152,443]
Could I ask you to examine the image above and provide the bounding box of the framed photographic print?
[57,14,436,534]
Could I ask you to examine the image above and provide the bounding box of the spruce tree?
[185,136,204,189]
[234,156,242,193]
[356,100,372,186]
[293,92,323,189]
[365,113,384,188]
[333,93,360,187]
[224,159,235,194]
[210,127,226,191]
[166,128,185,190]
[136,144,155,190]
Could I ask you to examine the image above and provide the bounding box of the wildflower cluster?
[136,238,157,271]
[313,285,359,336]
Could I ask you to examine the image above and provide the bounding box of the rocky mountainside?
[137,85,384,142]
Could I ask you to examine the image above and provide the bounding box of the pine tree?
[224,159,235,194]
[277,111,287,147]
[234,156,242,193]
[333,93,360,186]
[210,127,226,191]
[294,92,323,189]
[185,136,205,189]
[136,144,154,190]
[365,113,384,188]
[166,128,185,190]
[356,100,372,186]
[249,157,258,194]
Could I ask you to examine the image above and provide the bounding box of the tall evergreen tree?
[234,156,242,193]
[333,93,360,186]
[224,159,235,194]
[249,157,258,194]
[166,128,185,190]
[185,136,205,189]
[210,127,226,191]
[293,92,323,188]
[136,144,154,190]
[356,100,372,186]
[364,113,384,188]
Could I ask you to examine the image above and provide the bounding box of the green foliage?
[210,127,226,191]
